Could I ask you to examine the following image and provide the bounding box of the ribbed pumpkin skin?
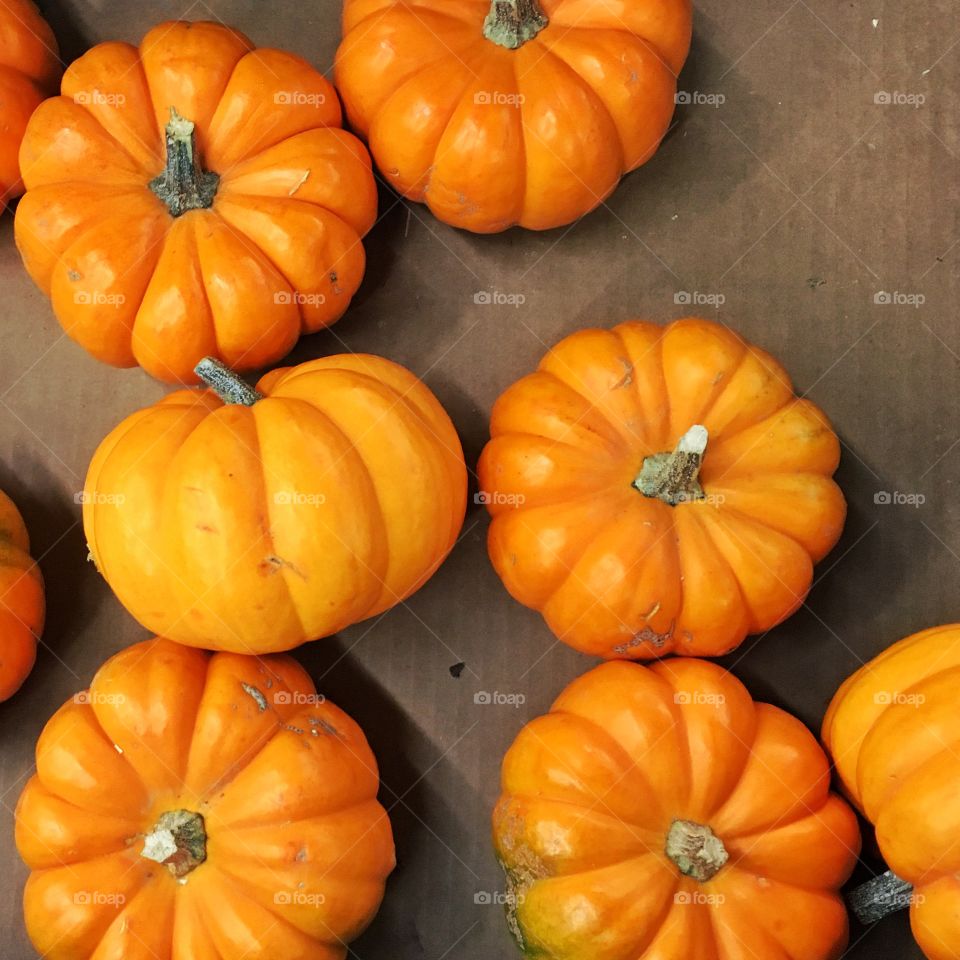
[478,318,846,659]
[0,490,45,701]
[83,355,467,653]
[0,0,60,205]
[334,0,691,232]
[823,625,960,960]
[15,20,378,382]
[495,659,860,960]
[16,637,395,960]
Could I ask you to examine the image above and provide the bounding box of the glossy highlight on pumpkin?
[0,0,60,206]
[16,637,395,960]
[478,317,846,659]
[335,0,692,232]
[15,20,378,382]
[0,489,44,701]
[494,658,860,960]
[823,624,960,960]
[82,354,467,654]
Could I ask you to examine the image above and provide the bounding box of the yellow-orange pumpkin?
[478,318,846,659]
[0,489,44,701]
[494,658,860,959]
[0,0,60,206]
[83,355,467,654]
[16,637,395,959]
[16,20,377,382]
[335,0,691,232]
[823,624,960,959]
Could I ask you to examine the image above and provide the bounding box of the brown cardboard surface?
[1,1,957,957]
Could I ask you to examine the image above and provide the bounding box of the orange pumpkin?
[823,624,960,959]
[16,20,378,383]
[494,658,860,959]
[0,489,44,701]
[16,637,395,959]
[0,0,60,206]
[334,0,691,232]
[478,317,846,659]
[83,355,467,654]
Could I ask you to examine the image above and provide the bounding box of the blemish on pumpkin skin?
[495,809,548,949]
[241,682,268,712]
[613,620,675,655]
[308,716,341,737]
[196,522,217,533]
[613,359,633,389]
[68,269,81,281]
[287,170,310,196]
[259,554,307,579]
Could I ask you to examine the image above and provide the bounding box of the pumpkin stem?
[665,819,728,882]
[141,809,207,878]
[195,357,263,406]
[847,869,914,924]
[634,425,708,506]
[149,107,220,217]
[483,0,548,49]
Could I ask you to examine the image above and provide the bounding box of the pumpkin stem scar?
[847,869,914,924]
[665,819,728,882]
[634,425,708,506]
[149,107,220,217]
[483,0,547,48]
[141,809,207,878]
[194,357,264,406]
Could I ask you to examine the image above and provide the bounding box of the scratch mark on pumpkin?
[613,359,633,388]
[241,682,267,712]
[259,554,307,579]
[641,601,661,620]
[288,169,310,196]
[613,620,675,655]
[196,522,217,533]
[306,715,341,737]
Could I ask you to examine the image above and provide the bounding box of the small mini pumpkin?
[16,637,395,960]
[83,355,467,653]
[0,0,60,206]
[478,318,846,659]
[823,624,960,959]
[335,0,692,232]
[494,658,860,960]
[0,489,44,701]
[16,20,377,382]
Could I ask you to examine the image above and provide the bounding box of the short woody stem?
[665,819,728,882]
[848,870,915,925]
[195,357,263,406]
[483,0,548,48]
[149,108,219,217]
[634,425,708,506]
[141,809,207,878]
